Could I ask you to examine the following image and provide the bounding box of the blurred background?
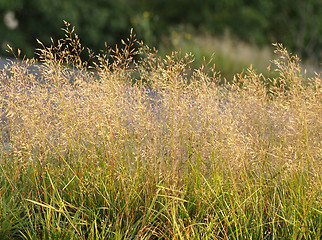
[1,0,321,79]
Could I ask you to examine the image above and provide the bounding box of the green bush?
[0,0,132,58]
[1,0,321,63]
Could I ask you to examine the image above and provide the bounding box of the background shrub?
[0,0,321,64]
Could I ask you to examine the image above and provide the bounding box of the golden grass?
[0,23,321,239]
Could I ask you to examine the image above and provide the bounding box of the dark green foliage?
[139,0,321,62]
[0,0,132,58]
[0,0,321,62]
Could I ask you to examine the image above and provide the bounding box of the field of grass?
[0,24,321,239]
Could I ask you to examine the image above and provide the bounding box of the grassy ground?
[0,24,321,239]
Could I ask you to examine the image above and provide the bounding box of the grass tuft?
[0,23,321,239]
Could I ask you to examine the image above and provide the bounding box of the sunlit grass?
[0,23,321,239]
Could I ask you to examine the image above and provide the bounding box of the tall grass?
[0,23,321,239]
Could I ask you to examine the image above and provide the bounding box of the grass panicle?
[0,23,321,239]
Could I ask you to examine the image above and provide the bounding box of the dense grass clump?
[0,24,321,239]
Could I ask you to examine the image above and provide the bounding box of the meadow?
[0,24,321,239]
